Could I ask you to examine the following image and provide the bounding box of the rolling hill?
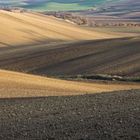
[0,10,119,48]
[0,10,139,77]
[0,70,140,98]
[0,36,140,77]
[0,10,139,96]
[0,4,140,140]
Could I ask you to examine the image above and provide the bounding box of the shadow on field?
[0,89,140,140]
[0,39,64,51]
[0,36,140,77]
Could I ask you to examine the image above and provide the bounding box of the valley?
[0,3,140,139]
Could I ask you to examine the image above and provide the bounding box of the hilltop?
[0,10,119,48]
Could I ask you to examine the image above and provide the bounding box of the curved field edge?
[0,70,140,98]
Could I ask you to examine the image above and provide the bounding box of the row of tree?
[45,12,140,27]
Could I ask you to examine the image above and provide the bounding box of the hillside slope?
[0,70,139,98]
[1,10,139,77]
[0,10,119,48]
[0,37,140,77]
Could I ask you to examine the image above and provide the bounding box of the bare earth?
[0,90,140,140]
[0,37,140,77]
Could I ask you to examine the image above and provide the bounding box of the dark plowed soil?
[0,90,140,140]
[0,37,140,77]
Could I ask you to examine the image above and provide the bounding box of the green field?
[25,2,94,11]
[0,0,117,11]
